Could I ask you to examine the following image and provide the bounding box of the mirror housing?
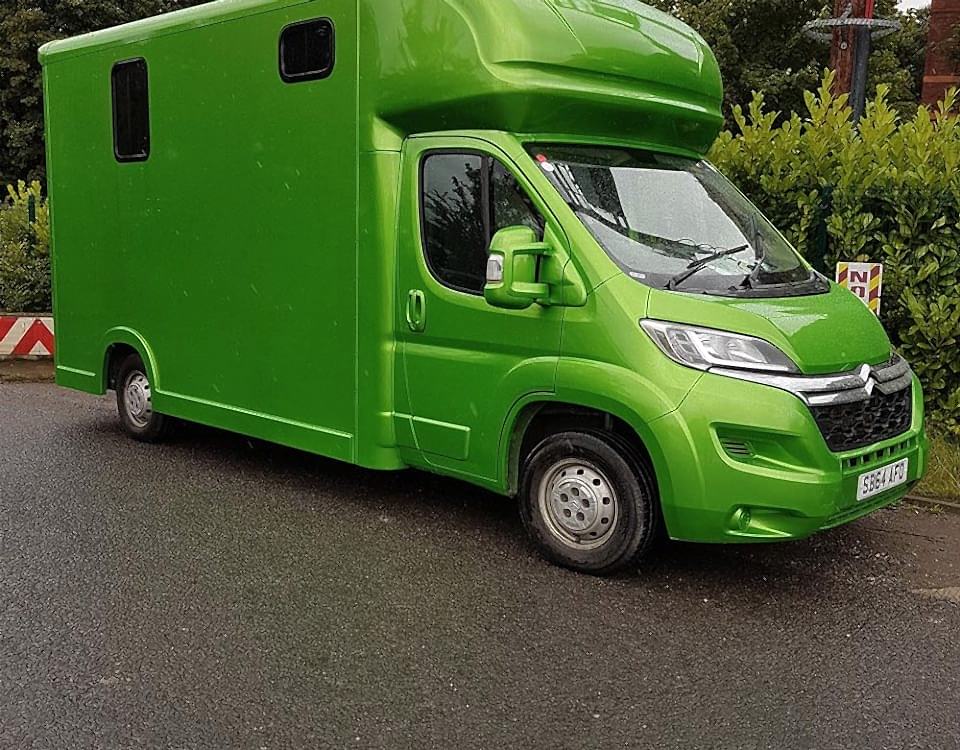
[484,226,551,310]
[484,225,588,310]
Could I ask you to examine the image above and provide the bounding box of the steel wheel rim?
[538,459,619,550]
[123,371,153,429]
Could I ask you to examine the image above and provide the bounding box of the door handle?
[406,289,426,333]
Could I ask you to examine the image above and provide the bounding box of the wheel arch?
[501,396,671,504]
[99,328,160,393]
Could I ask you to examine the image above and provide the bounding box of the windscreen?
[529,145,826,297]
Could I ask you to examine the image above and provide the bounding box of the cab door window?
[421,152,543,295]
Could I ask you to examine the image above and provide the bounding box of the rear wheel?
[116,353,170,442]
[519,430,659,575]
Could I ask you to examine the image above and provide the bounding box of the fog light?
[733,508,752,531]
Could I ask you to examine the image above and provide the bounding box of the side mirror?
[484,226,552,310]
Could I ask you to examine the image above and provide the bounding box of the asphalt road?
[2,382,959,749]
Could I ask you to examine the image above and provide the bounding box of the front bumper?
[649,370,927,544]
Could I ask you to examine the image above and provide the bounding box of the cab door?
[395,136,564,484]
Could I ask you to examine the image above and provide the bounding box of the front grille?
[843,436,918,471]
[810,386,913,453]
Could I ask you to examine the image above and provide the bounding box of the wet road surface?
[1,383,959,749]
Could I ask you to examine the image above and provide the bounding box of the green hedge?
[0,180,50,313]
[710,73,960,435]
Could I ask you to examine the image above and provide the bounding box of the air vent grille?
[720,438,753,458]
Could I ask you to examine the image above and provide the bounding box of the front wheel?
[116,353,171,442]
[519,431,659,575]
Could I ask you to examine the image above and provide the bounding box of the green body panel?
[647,283,893,374]
[356,0,722,155]
[651,372,927,542]
[394,134,566,485]
[44,0,361,461]
[42,0,924,546]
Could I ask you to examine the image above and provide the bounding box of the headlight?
[640,320,799,373]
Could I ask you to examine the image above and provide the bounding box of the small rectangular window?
[280,18,335,83]
[112,59,150,162]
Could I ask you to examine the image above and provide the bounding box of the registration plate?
[857,458,909,502]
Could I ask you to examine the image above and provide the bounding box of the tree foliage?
[0,0,204,186]
[647,0,930,124]
[868,5,931,117]
[949,23,960,67]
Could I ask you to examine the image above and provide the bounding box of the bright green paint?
[647,283,894,375]
[42,0,924,545]
[395,134,567,482]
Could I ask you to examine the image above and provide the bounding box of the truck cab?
[41,0,926,574]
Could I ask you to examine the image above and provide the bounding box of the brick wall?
[922,0,960,107]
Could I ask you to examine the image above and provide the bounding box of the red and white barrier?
[0,315,55,358]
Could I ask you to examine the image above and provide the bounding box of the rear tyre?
[116,353,170,442]
[519,430,659,575]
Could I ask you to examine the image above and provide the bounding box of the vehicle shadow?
[89,410,889,599]
[141,416,522,531]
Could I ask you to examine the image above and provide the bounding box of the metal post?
[805,2,900,121]
[850,0,875,122]
[850,26,872,121]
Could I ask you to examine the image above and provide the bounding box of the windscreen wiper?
[666,244,750,291]
[742,216,766,289]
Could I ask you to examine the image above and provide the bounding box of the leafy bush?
[711,73,960,434]
[0,180,51,313]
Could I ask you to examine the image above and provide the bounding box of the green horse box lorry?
[41,0,926,574]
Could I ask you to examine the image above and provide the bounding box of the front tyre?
[519,431,659,575]
[116,353,170,442]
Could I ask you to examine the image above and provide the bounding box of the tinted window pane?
[492,161,544,238]
[422,154,487,293]
[280,19,335,82]
[112,59,150,162]
[421,154,544,295]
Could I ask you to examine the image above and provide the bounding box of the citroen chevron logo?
[859,364,877,396]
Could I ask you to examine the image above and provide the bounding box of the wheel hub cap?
[124,372,153,428]
[540,460,618,549]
